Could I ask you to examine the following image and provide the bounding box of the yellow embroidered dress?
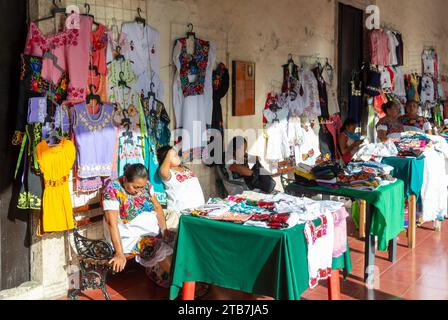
[36,139,76,232]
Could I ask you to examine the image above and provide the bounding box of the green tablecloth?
[382,157,425,200]
[169,215,352,301]
[289,180,405,251]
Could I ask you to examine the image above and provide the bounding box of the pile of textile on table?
[391,132,448,222]
[391,133,431,158]
[337,162,396,191]
[181,191,350,288]
[293,160,343,188]
[181,191,347,232]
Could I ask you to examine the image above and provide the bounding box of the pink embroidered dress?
[24,15,93,104]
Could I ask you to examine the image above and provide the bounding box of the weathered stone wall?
[2,0,447,300]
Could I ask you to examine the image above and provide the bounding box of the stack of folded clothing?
[394,134,431,158]
[347,161,394,176]
[294,163,318,187]
[338,161,396,191]
[311,162,342,187]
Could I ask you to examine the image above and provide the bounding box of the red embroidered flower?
[133,196,145,207]
[176,174,187,183]
[31,80,39,92]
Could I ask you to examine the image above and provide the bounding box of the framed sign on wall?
[232,61,255,116]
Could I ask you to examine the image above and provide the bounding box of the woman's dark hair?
[123,164,148,182]
[406,99,419,108]
[228,136,248,160]
[382,101,397,114]
[157,145,174,166]
[340,118,357,133]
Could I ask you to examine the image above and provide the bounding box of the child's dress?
[162,167,205,213]
[263,106,291,162]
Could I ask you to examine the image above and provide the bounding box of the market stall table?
[169,215,352,301]
[285,180,405,282]
[382,156,425,249]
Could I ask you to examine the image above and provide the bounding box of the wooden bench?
[68,204,135,300]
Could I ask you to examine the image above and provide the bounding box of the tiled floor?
[62,219,448,300]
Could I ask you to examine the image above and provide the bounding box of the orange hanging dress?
[36,139,76,232]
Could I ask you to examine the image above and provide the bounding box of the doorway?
[337,3,365,121]
[0,0,30,290]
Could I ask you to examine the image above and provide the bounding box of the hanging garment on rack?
[297,121,321,166]
[288,117,306,165]
[394,32,404,66]
[365,65,381,97]
[143,130,167,206]
[88,24,109,102]
[118,127,145,177]
[386,30,399,66]
[322,64,340,116]
[288,116,305,146]
[319,123,335,159]
[421,74,435,104]
[422,49,436,76]
[53,104,71,140]
[368,29,390,66]
[13,54,68,146]
[106,27,129,63]
[25,17,93,104]
[90,24,108,76]
[13,55,46,146]
[300,68,322,118]
[379,66,393,91]
[173,37,216,154]
[108,59,137,90]
[263,106,290,162]
[65,15,92,103]
[122,21,164,101]
[421,147,448,222]
[27,97,47,124]
[203,63,229,166]
[114,96,146,177]
[285,80,305,118]
[16,124,43,210]
[36,138,76,233]
[304,212,335,289]
[313,65,329,118]
[392,66,406,98]
[405,73,421,103]
[348,79,363,126]
[73,103,117,178]
[263,93,279,124]
[212,63,229,132]
[282,61,300,96]
[142,97,171,150]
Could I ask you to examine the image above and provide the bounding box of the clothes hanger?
[82,3,100,27]
[186,23,196,39]
[118,71,131,89]
[86,84,102,106]
[34,0,66,23]
[135,7,146,25]
[89,65,99,76]
[114,46,125,61]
